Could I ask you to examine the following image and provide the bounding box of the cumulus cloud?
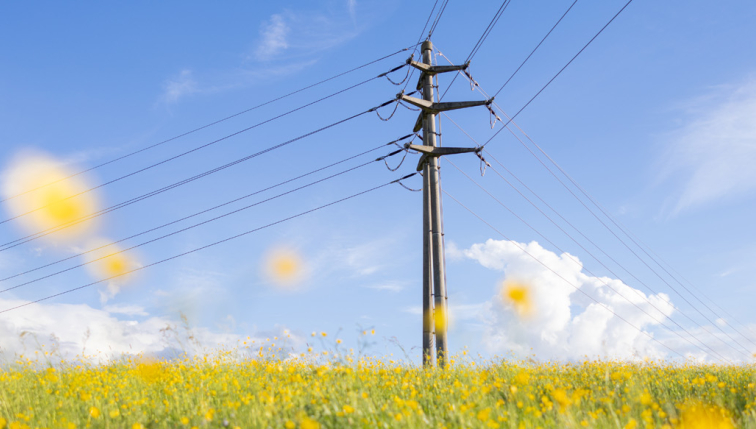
[458,239,680,361]
[663,77,756,213]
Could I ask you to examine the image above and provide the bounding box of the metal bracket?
[399,93,493,132]
[410,61,470,90]
[406,143,479,171]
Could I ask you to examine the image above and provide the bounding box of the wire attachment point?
[475,149,491,176]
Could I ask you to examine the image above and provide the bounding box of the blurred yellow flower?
[262,246,304,287]
[89,407,100,419]
[502,280,534,318]
[677,401,734,429]
[2,152,101,243]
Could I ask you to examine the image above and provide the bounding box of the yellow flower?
[677,401,734,429]
[180,417,190,425]
[301,418,320,429]
[284,421,296,429]
[132,424,144,429]
[109,409,120,418]
[0,418,6,429]
[342,405,355,414]
[502,281,533,317]
[89,407,101,419]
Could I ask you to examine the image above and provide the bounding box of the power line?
[441,188,691,361]
[442,109,752,358]
[465,0,512,62]
[402,0,441,94]
[444,157,736,362]
[427,0,451,39]
[0,99,398,252]
[493,0,578,98]
[0,45,415,206]
[442,54,756,356]
[0,147,409,295]
[438,0,513,101]
[482,0,635,147]
[0,173,417,315]
[0,63,410,227]
[0,135,413,285]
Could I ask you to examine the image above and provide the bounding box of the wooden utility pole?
[401,40,492,367]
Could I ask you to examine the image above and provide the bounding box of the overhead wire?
[0,147,411,295]
[437,49,756,356]
[0,62,411,227]
[441,188,690,361]
[401,0,441,94]
[493,0,578,97]
[427,0,451,40]
[441,110,751,359]
[444,156,736,362]
[481,0,636,147]
[0,98,400,252]
[0,135,414,285]
[0,172,417,315]
[0,45,416,206]
[438,0,512,101]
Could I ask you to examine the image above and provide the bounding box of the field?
[2,346,755,429]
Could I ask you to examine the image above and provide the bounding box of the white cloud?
[159,69,198,105]
[254,14,290,61]
[458,239,685,361]
[663,77,756,213]
[347,0,357,22]
[0,296,305,364]
[363,281,406,292]
[250,7,360,63]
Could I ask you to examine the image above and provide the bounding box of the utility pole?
[400,40,492,368]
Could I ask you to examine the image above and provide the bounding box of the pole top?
[422,40,433,52]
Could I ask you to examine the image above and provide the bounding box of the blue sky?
[1,0,756,364]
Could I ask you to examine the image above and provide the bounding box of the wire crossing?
[0,45,416,206]
[0,99,399,252]
[0,135,413,285]
[0,173,417,315]
[0,63,410,227]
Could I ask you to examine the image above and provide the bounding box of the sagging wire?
[382,149,409,172]
[375,100,401,121]
[375,90,420,121]
[384,56,414,85]
[384,133,423,171]
[395,172,422,192]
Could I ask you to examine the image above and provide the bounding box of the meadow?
[1,342,754,429]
